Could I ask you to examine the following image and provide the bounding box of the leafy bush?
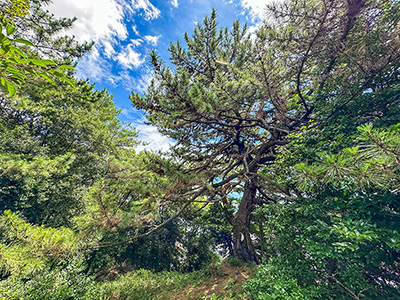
[1,258,98,300]
[243,261,323,300]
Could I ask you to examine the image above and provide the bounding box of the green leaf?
[61,77,75,88]
[29,59,47,68]
[5,58,19,64]
[10,76,23,86]
[2,45,10,53]
[58,65,75,70]
[6,66,26,78]
[6,80,17,97]
[12,38,35,47]
[15,58,28,64]
[9,46,27,58]
[38,72,55,85]
[24,68,37,77]
[6,25,17,36]
[48,70,63,77]
[41,59,56,66]
[389,123,400,132]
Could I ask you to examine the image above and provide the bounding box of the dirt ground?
[172,261,253,300]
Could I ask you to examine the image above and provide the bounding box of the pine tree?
[132,1,400,261]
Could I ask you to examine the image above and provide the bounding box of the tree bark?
[232,177,258,263]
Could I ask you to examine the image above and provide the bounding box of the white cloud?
[170,0,178,8]
[135,124,172,152]
[112,67,152,92]
[240,0,273,21]
[131,0,161,20]
[132,67,154,92]
[132,25,139,35]
[102,40,117,58]
[75,47,114,82]
[47,0,127,44]
[130,39,144,47]
[144,35,161,46]
[119,109,172,152]
[117,43,145,69]
[46,0,160,81]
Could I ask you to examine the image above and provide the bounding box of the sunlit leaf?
[58,65,75,70]
[61,76,75,88]
[41,59,56,66]
[12,38,35,47]
[29,59,47,68]
[6,24,16,36]
[9,46,26,58]
[6,80,16,96]
[38,72,54,85]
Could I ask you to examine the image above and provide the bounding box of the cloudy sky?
[46,0,271,151]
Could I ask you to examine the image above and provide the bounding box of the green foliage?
[0,0,30,25]
[95,269,202,300]
[0,211,85,279]
[293,123,400,192]
[1,262,201,300]
[85,217,217,275]
[0,78,138,226]
[0,23,75,97]
[244,0,400,297]
[132,0,400,262]
[2,0,400,299]
[1,257,97,300]
[247,127,400,299]
[243,262,323,300]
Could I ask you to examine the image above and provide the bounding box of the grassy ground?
[97,260,255,300]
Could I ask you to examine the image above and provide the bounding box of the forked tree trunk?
[232,178,258,263]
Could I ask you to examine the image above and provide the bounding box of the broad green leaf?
[12,38,35,47]
[6,66,26,78]
[6,24,16,36]
[5,58,19,64]
[3,45,10,53]
[9,46,27,58]
[38,72,55,85]
[24,68,37,77]
[58,65,75,70]
[48,70,63,77]
[6,81,16,97]
[15,58,28,64]
[41,59,56,66]
[10,76,23,86]
[61,77,75,88]
[29,59,47,68]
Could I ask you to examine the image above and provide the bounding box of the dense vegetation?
[1,0,399,299]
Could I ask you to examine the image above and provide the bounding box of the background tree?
[1,0,75,96]
[243,0,400,297]
[132,9,291,262]
[0,0,29,25]
[132,0,400,261]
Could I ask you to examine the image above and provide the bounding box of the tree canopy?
[1,0,400,299]
[132,0,400,262]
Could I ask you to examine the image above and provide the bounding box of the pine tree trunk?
[232,178,258,263]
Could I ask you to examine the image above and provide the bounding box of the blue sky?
[47,0,270,150]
